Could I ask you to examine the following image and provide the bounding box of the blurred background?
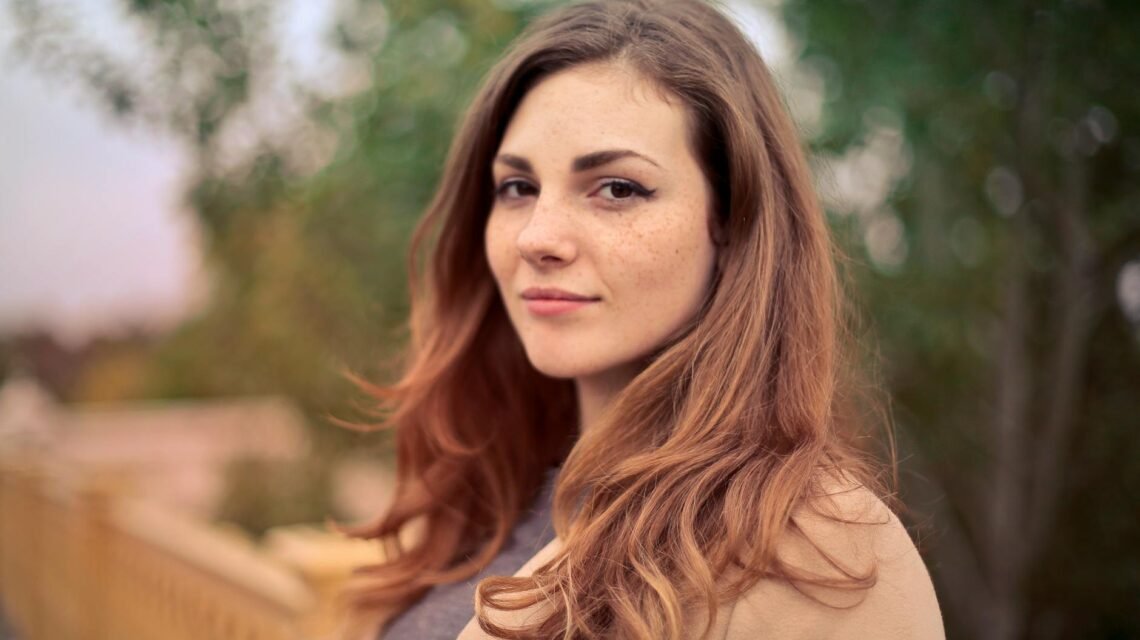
[0,0,1136,639]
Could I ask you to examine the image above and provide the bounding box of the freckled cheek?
[606,219,714,314]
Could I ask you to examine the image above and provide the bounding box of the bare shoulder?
[724,477,945,640]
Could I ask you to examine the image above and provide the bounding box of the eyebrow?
[494,149,662,174]
[572,149,661,172]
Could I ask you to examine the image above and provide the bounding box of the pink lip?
[520,287,600,317]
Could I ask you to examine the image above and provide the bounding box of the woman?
[346,1,943,638]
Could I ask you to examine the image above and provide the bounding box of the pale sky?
[0,0,347,346]
[0,2,201,346]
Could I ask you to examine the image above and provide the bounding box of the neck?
[574,362,642,434]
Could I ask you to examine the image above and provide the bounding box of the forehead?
[497,62,694,165]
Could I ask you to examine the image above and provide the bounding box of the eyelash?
[597,179,656,201]
[493,178,656,203]
[495,179,539,200]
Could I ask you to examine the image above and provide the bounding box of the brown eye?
[607,182,634,199]
[496,179,538,200]
[597,179,655,202]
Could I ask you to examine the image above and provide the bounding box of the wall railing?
[0,459,380,640]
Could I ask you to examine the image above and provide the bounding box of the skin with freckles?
[484,62,718,431]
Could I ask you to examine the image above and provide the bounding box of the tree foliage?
[781,0,1140,638]
[9,0,548,429]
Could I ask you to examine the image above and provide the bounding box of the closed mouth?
[520,287,601,302]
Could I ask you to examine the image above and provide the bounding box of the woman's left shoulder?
[722,476,945,640]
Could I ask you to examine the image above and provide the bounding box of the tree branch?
[1028,155,1096,555]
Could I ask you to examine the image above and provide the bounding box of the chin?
[522,347,598,380]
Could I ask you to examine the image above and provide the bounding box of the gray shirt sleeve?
[381,468,559,640]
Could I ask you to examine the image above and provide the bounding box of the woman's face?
[485,62,718,386]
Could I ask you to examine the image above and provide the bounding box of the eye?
[495,178,538,201]
[595,179,656,202]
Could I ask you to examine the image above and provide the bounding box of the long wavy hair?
[345,1,890,637]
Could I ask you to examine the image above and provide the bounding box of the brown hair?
[345,0,888,637]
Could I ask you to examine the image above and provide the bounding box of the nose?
[516,194,578,268]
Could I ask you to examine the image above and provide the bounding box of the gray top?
[381,468,559,640]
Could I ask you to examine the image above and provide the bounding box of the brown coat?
[458,484,944,640]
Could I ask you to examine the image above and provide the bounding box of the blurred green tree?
[8,0,547,431]
[780,1,1140,638]
[7,0,549,531]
